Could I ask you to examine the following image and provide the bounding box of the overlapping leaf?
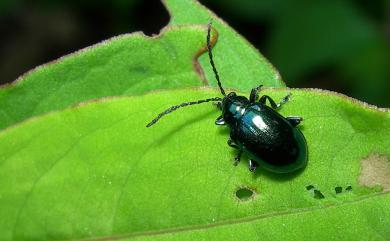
[0,0,284,131]
[165,0,284,90]
[0,26,209,130]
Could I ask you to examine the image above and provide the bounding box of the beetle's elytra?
[147,23,308,173]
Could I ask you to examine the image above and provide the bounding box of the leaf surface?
[0,26,209,130]
[1,88,389,241]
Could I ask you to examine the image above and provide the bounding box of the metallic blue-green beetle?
[147,23,308,173]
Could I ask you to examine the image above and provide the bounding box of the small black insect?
[147,23,308,173]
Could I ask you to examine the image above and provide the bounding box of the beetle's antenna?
[146,97,222,127]
[207,22,226,96]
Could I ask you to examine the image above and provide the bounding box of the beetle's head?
[219,92,249,125]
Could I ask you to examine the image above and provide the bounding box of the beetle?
[146,23,308,173]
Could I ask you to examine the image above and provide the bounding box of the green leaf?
[164,0,284,91]
[1,88,389,241]
[0,26,211,130]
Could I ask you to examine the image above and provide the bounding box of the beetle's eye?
[228,92,236,97]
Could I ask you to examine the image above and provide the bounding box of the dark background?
[1,0,389,106]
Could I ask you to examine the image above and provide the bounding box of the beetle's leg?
[215,115,226,125]
[259,95,278,109]
[234,150,243,166]
[286,116,303,127]
[228,139,242,166]
[277,93,292,108]
[248,159,258,172]
[213,101,222,110]
[259,93,292,109]
[249,84,263,103]
[227,138,239,149]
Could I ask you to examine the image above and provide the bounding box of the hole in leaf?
[133,0,170,36]
[306,185,315,190]
[345,185,352,191]
[335,186,342,194]
[313,190,325,199]
[236,187,255,201]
